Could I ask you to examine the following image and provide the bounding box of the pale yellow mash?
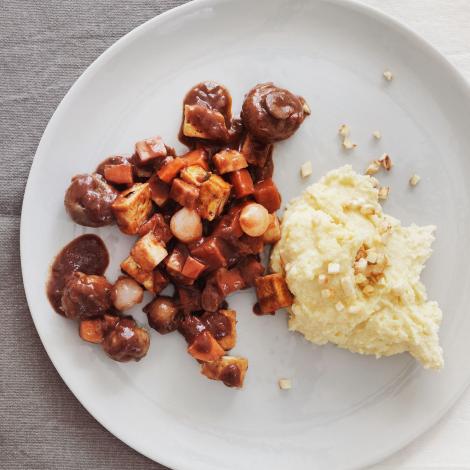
[271,165,443,369]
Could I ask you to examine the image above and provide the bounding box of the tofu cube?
[187,330,225,362]
[217,309,237,350]
[213,149,248,174]
[104,163,133,185]
[198,174,231,221]
[135,136,167,164]
[131,232,168,272]
[183,104,229,141]
[169,178,200,209]
[255,273,293,314]
[180,165,210,187]
[112,183,153,235]
[200,356,248,388]
[120,255,154,292]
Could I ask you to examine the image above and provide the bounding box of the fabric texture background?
[1,1,470,469]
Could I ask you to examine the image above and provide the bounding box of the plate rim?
[20,0,470,469]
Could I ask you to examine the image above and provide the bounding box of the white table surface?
[361,4,470,469]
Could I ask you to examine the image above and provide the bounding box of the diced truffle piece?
[255,273,293,314]
[177,286,202,315]
[241,133,273,167]
[200,356,248,388]
[112,183,153,235]
[153,269,169,294]
[237,255,265,287]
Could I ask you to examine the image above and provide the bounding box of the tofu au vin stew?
[47,81,309,388]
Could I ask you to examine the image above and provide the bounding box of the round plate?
[21,0,470,469]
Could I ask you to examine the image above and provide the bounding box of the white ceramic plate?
[21,0,470,469]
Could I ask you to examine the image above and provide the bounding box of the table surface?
[2,1,470,469]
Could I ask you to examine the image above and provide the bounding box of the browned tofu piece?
[201,356,248,388]
[169,178,200,209]
[180,165,210,187]
[130,232,168,272]
[213,149,248,174]
[135,136,167,164]
[255,273,293,314]
[183,104,229,141]
[112,183,153,235]
[201,309,237,351]
[198,174,231,221]
[187,330,225,362]
[120,255,153,292]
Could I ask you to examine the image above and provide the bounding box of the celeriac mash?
[271,165,443,369]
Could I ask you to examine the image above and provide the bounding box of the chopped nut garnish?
[379,153,393,171]
[338,124,350,137]
[278,378,292,390]
[383,70,393,81]
[355,273,367,284]
[321,289,332,299]
[355,257,368,271]
[370,177,380,189]
[378,186,390,200]
[341,277,356,297]
[360,204,375,216]
[342,137,357,150]
[302,101,311,115]
[363,285,375,295]
[300,161,312,178]
[372,130,382,139]
[365,161,381,175]
[366,250,378,264]
[335,301,345,312]
[318,274,328,285]
[327,262,341,274]
[409,174,421,186]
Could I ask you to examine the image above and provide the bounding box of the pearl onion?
[239,203,270,237]
[111,277,144,311]
[170,207,202,243]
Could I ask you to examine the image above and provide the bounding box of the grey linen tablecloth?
[0,2,188,468]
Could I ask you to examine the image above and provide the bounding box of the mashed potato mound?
[271,165,443,369]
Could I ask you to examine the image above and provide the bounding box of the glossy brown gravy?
[46,234,109,315]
